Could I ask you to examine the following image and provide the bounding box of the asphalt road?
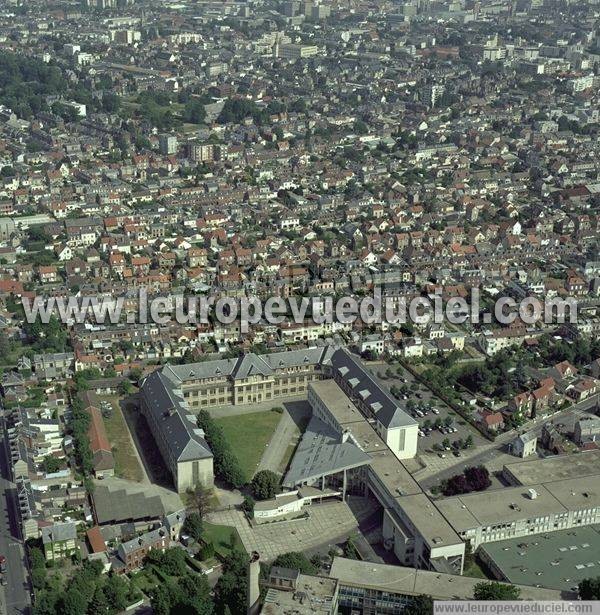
[0,410,31,615]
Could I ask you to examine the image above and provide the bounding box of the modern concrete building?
[139,370,214,492]
[284,378,464,574]
[159,133,178,155]
[435,476,600,549]
[248,551,261,615]
[0,216,15,241]
[188,142,218,162]
[261,565,339,614]
[329,557,572,614]
[479,525,600,593]
[278,43,318,59]
[327,348,419,460]
[502,449,600,486]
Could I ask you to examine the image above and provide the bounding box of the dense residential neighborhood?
[0,0,600,613]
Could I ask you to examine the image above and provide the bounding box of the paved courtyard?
[206,496,378,561]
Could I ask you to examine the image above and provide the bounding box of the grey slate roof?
[140,370,212,463]
[118,526,168,556]
[41,522,77,544]
[163,346,335,383]
[330,348,417,430]
[283,416,372,487]
[92,486,164,525]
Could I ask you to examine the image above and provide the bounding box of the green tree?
[197,411,245,488]
[150,584,173,615]
[104,574,129,612]
[578,577,600,599]
[146,547,187,577]
[473,581,520,600]
[194,483,212,517]
[176,573,213,614]
[250,470,280,500]
[42,455,62,474]
[32,587,61,615]
[241,494,255,518]
[182,512,203,542]
[343,536,360,560]
[61,588,88,615]
[102,92,120,113]
[183,98,206,124]
[272,552,317,575]
[118,380,134,396]
[199,541,215,561]
[129,367,143,381]
[404,595,434,615]
[88,585,108,614]
[214,549,248,614]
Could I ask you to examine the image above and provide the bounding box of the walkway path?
[206,496,378,561]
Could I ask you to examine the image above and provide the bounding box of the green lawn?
[213,411,282,481]
[203,522,244,558]
[100,395,144,483]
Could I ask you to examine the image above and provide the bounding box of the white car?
[432,408,440,415]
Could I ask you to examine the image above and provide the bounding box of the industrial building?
[435,476,600,549]
[479,525,600,593]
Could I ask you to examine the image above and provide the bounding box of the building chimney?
[247,551,260,615]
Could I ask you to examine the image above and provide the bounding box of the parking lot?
[369,361,487,466]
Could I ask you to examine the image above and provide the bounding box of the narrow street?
[0,406,31,615]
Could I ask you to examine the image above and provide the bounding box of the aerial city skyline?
[0,0,599,613]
